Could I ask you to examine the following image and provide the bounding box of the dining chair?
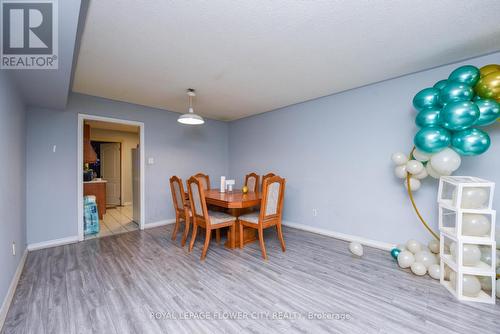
[187,176,237,260]
[169,176,191,247]
[244,173,260,193]
[194,173,210,190]
[238,175,286,260]
[261,172,276,192]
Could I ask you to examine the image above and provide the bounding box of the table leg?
[225,220,257,249]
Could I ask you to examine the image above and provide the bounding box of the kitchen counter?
[84,179,108,184]
[84,181,107,218]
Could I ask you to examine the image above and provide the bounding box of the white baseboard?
[282,221,395,251]
[0,248,28,331]
[144,219,176,229]
[27,236,79,252]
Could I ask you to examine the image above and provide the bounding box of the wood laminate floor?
[2,225,499,334]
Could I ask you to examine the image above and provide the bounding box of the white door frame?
[77,114,146,241]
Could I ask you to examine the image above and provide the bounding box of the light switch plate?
[148,157,155,165]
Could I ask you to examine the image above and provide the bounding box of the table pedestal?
[224,207,258,249]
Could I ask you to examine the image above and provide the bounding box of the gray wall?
[26,93,228,245]
[228,52,500,245]
[0,72,26,308]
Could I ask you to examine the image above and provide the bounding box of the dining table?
[203,189,261,249]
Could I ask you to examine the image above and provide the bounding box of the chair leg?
[189,222,198,252]
[258,227,267,260]
[276,223,286,252]
[239,222,244,249]
[171,215,180,241]
[215,229,221,244]
[181,217,190,247]
[201,228,212,260]
[230,224,235,249]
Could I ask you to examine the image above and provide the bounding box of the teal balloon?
[414,126,451,154]
[451,128,491,156]
[473,95,482,101]
[440,101,479,131]
[433,79,448,90]
[390,248,401,260]
[413,87,440,111]
[439,81,474,104]
[415,107,441,127]
[475,99,500,126]
[448,65,480,86]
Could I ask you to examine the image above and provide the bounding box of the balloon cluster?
[392,239,441,279]
[392,64,500,190]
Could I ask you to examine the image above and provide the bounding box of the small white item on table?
[225,179,235,192]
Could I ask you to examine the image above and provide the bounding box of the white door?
[101,143,121,206]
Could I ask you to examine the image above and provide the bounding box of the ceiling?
[10,0,86,110]
[73,1,500,121]
[85,120,139,133]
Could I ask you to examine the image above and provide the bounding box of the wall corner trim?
[144,219,176,229]
[281,221,395,251]
[27,236,79,252]
[0,248,28,331]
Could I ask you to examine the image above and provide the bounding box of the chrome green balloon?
[413,87,440,111]
[448,65,480,86]
[415,107,441,127]
[475,99,500,126]
[390,248,401,260]
[440,101,479,131]
[433,79,448,90]
[451,128,491,156]
[414,126,451,154]
[439,81,474,104]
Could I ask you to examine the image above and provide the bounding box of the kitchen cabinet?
[84,181,107,219]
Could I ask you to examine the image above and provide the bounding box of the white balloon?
[392,152,408,165]
[428,264,441,280]
[426,162,445,179]
[452,244,481,266]
[413,168,428,180]
[430,148,461,175]
[406,239,422,254]
[404,177,421,191]
[460,187,489,209]
[428,239,439,254]
[410,262,427,276]
[349,242,363,256]
[397,251,415,269]
[462,214,491,237]
[413,148,430,162]
[496,280,500,298]
[478,276,492,291]
[406,160,424,175]
[394,165,408,179]
[414,251,437,269]
[462,275,482,297]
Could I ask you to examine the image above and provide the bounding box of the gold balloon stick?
[406,147,440,241]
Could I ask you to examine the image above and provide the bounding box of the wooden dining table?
[203,189,261,249]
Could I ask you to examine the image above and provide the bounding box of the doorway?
[78,114,145,241]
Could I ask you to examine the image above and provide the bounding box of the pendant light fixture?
[177,88,205,125]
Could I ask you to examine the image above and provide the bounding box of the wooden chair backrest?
[259,175,286,223]
[261,172,276,192]
[244,173,260,193]
[194,173,210,190]
[187,176,210,225]
[169,176,186,214]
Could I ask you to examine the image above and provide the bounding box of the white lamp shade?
[177,113,205,125]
